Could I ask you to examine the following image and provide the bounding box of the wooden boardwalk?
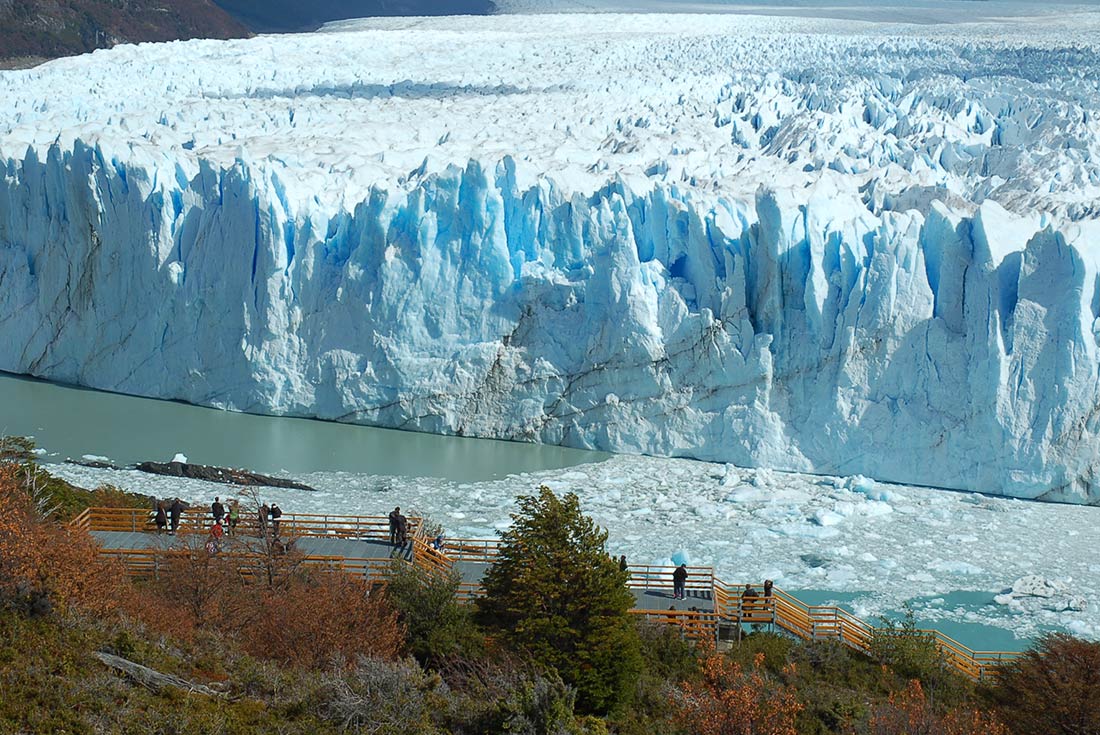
[74,507,1020,681]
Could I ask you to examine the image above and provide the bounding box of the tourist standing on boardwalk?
[154,500,167,534]
[168,498,185,535]
[619,554,628,573]
[259,504,270,536]
[210,519,225,545]
[395,511,409,547]
[672,563,688,600]
[388,507,401,545]
[228,500,240,534]
[211,497,225,525]
[270,504,283,536]
[742,583,759,617]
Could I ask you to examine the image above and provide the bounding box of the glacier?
[2,12,1100,501]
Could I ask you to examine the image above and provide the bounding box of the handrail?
[76,506,1021,680]
[83,507,425,540]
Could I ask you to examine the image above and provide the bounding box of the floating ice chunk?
[860,502,894,518]
[171,453,187,464]
[725,485,768,503]
[996,575,1088,613]
[82,454,111,463]
[847,475,896,502]
[929,559,985,576]
[1068,620,1098,638]
[832,501,858,517]
[670,549,691,566]
[779,523,840,539]
[812,509,845,527]
[693,501,723,518]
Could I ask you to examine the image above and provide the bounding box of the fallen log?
[93,651,224,698]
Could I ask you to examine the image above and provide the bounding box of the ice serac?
[1,141,1098,503]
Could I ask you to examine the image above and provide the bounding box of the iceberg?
[1,13,1099,501]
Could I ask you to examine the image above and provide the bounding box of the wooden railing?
[631,609,722,641]
[442,537,502,562]
[82,507,422,540]
[75,507,1021,680]
[99,546,396,582]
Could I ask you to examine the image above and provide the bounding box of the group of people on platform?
[670,563,774,620]
[153,497,190,535]
[388,506,409,547]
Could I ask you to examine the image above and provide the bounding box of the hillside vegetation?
[1,452,1097,734]
[0,0,248,62]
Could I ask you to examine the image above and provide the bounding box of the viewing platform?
[72,507,1020,681]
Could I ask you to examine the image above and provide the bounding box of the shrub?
[150,536,404,669]
[478,485,641,715]
[248,572,404,669]
[0,465,127,617]
[991,633,1100,735]
[438,652,578,735]
[869,680,1007,735]
[320,655,441,735]
[870,607,963,701]
[384,561,484,665]
[673,646,802,735]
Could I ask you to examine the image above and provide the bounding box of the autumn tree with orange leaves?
[868,680,1008,735]
[675,646,802,735]
[0,464,126,617]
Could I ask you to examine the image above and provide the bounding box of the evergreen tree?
[479,485,642,715]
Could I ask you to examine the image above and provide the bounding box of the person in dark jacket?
[388,507,401,545]
[395,512,409,547]
[672,564,688,600]
[211,497,225,525]
[168,498,185,535]
[270,503,283,536]
[154,501,167,534]
[742,583,760,617]
[619,554,629,573]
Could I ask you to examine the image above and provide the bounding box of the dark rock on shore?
[134,461,315,491]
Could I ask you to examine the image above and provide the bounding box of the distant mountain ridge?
[0,0,498,64]
[212,0,498,33]
[0,0,249,62]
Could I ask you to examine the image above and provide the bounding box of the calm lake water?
[0,372,606,482]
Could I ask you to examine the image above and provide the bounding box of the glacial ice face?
[2,13,1100,502]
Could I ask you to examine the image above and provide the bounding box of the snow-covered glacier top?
[2,10,1100,502]
[3,11,1100,220]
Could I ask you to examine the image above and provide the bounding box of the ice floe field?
[51,454,1100,645]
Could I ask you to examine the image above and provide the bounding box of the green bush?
[870,606,964,701]
[385,561,484,665]
[479,486,641,716]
